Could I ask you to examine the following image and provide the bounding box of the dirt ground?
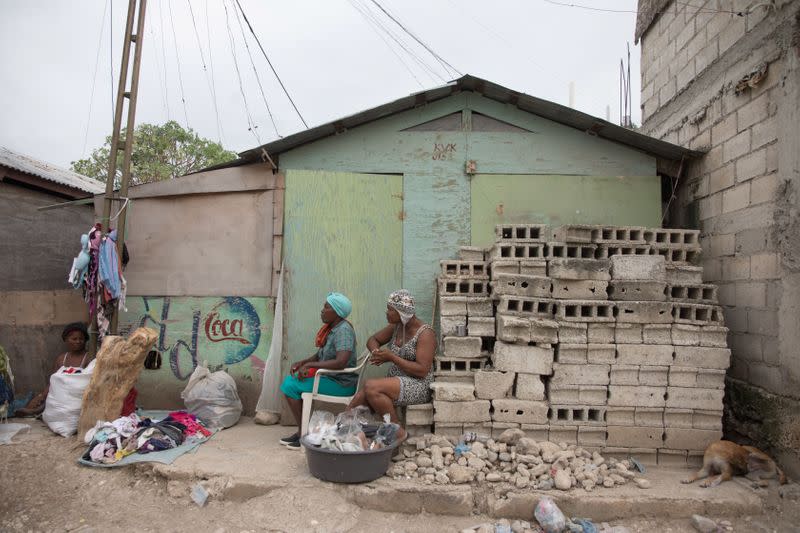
[2,421,799,533]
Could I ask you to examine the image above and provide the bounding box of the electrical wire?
[368,0,461,78]
[223,0,262,144]
[147,21,169,121]
[158,1,171,120]
[204,0,226,145]
[82,0,110,157]
[187,0,223,142]
[110,0,114,130]
[543,0,754,16]
[233,0,308,129]
[231,1,282,138]
[167,0,191,128]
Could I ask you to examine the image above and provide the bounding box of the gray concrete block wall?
[638,0,800,475]
[428,225,730,463]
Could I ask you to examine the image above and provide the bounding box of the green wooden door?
[283,169,403,375]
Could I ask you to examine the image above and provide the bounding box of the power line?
[542,0,751,16]
[233,0,309,129]
[187,0,223,143]
[157,1,171,121]
[82,0,109,157]
[204,0,226,145]
[223,0,262,144]
[146,19,169,121]
[167,0,191,129]
[368,0,461,78]
[231,0,282,138]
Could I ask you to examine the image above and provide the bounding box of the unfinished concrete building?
[636,0,800,475]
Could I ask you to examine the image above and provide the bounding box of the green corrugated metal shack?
[119,75,698,408]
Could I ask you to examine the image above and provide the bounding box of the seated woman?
[349,289,435,442]
[279,292,357,449]
[17,322,91,416]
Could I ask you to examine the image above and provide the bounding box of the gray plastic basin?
[300,436,400,483]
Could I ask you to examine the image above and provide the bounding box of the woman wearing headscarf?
[279,292,357,449]
[349,289,435,441]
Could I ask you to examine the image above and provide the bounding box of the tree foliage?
[71,121,237,187]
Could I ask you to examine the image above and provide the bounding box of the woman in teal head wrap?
[278,292,358,449]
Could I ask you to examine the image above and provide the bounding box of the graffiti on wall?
[119,296,273,382]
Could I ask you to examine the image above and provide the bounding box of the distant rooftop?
[0,145,105,195]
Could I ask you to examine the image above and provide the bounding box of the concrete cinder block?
[666,264,704,284]
[615,324,643,344]
[587,323,615,344]
[555,300,615,322]
[608,385,666,407]
[595,244,651,259]
[615,344,674,366]
[666,387,725,410]
[490,243,546,261]
[458,246,486,261]
[496,296,555,318]
[606,426,663,448]
[668,367,726,389]
[644,228,700,247]
[547,258,611,281]
[467,297,494,317]
[405,424,432,437]
[551,224,594,243]
[558,322,588,344]
[440,315,466,336]
[443,336,482,358]
[474,370,515,400]
[635,407,665,428]
[639,365,669,386]
[491,260,520,277]
[616,301,673,324]
[587,344,617,365]
[433,400,491,423]
[608,280,668,301]
[491,399,549,424]
[610,365,640,386]
[672,324,700,346]
[529,318,559,344]
[491,274,551,298]
[578,426,607,447]
[693,410,723,430]
[551,363,609,386]
[610,255,667,280]
[548,425,578,444]
[496,314,530,344]
[515,373,545,400]
[519,260,548,276]
[549,405,606,426]
[700,326,729,347]
[493,342,554,375]
[643,325,673,345]
[668,283,718,304]
[439,278,489,297]
[555,343,588,364]
[673,346,731,369]
[548,384,607,405]
[593,225,647,244]
[606,407,635,426]
[434,357,488,377]
[467,317,495,338]
[433,423,464,439]
[405,403,433,425]
[439,296,468,317]
[663,428,722,451]
[520,423,549,441]
[672,303,725,325]
[430,382,475,402]
[440,260,489,279]
[552,279,609,300]
[664,408,693,429]
[495,223,549,242]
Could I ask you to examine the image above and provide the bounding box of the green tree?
[71,121,237,187]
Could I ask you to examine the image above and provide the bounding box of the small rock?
[431,445,444,469]
[603,478,615,488]
[609,473,626,485]
[499,452,512,462]
[582,479,595,491]
[435,471,450,484]
[634,478,651,489]
[690,514,718,533]
[539,441,561,462]
[472,441,489,459]
[441,446,455,455]
[447,465,475,484]
[475,525,494,533]
[477,471,486,482]
[487,451,499,463]
[486,472,502,482]
[457,457,468,467]
[416,456,433,468]
[538,479,554,490]
[529,464,549,477]
[516,438,541,456]
[497,428,525,445]
[511,520,530,533]
[515,476,529,489]
[554,469,572,490]
[404,461,419,472]
[468,457,486,469]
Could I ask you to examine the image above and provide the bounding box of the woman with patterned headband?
[349,289,435,441]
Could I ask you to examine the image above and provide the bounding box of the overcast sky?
[0,0,641,169]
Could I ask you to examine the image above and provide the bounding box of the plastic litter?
[181,363,242,430]
[0,423,29,445]
[570,518,598,533]
[629,457,646,474]
[42,359,95,437]
[190,484,208,507]
[534,497,566,533]
[305,410,336,446]
[372,413,400,448]
[494,523,512,533]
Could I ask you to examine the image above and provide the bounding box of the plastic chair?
[300,349,370,436]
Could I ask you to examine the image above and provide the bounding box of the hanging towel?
[98,230,122,299]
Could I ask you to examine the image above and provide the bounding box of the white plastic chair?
[300,349,371,436]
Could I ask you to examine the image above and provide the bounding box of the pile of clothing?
[82,411,210,465]
[68,224,129,340]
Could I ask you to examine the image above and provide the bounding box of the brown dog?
[682,440,787,487]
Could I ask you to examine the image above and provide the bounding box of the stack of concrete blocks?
[427,223,731,467]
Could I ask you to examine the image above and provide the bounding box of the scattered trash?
[629,457,646,474]
[570,518,598,533]
[190,483,208,507]
[535,497,566,533]
[0,423,29,445]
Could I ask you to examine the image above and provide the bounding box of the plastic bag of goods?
[181,363,242,429]
[42,360,96,437]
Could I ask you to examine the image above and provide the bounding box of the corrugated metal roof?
[210,74,699,171]
[0,145,105,194]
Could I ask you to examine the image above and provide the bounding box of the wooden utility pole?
[94,0,147,352]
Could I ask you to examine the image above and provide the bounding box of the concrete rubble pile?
[387,428,651,491]
[407,224,731,469]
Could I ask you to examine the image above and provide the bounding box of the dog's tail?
[777,465,788,485]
